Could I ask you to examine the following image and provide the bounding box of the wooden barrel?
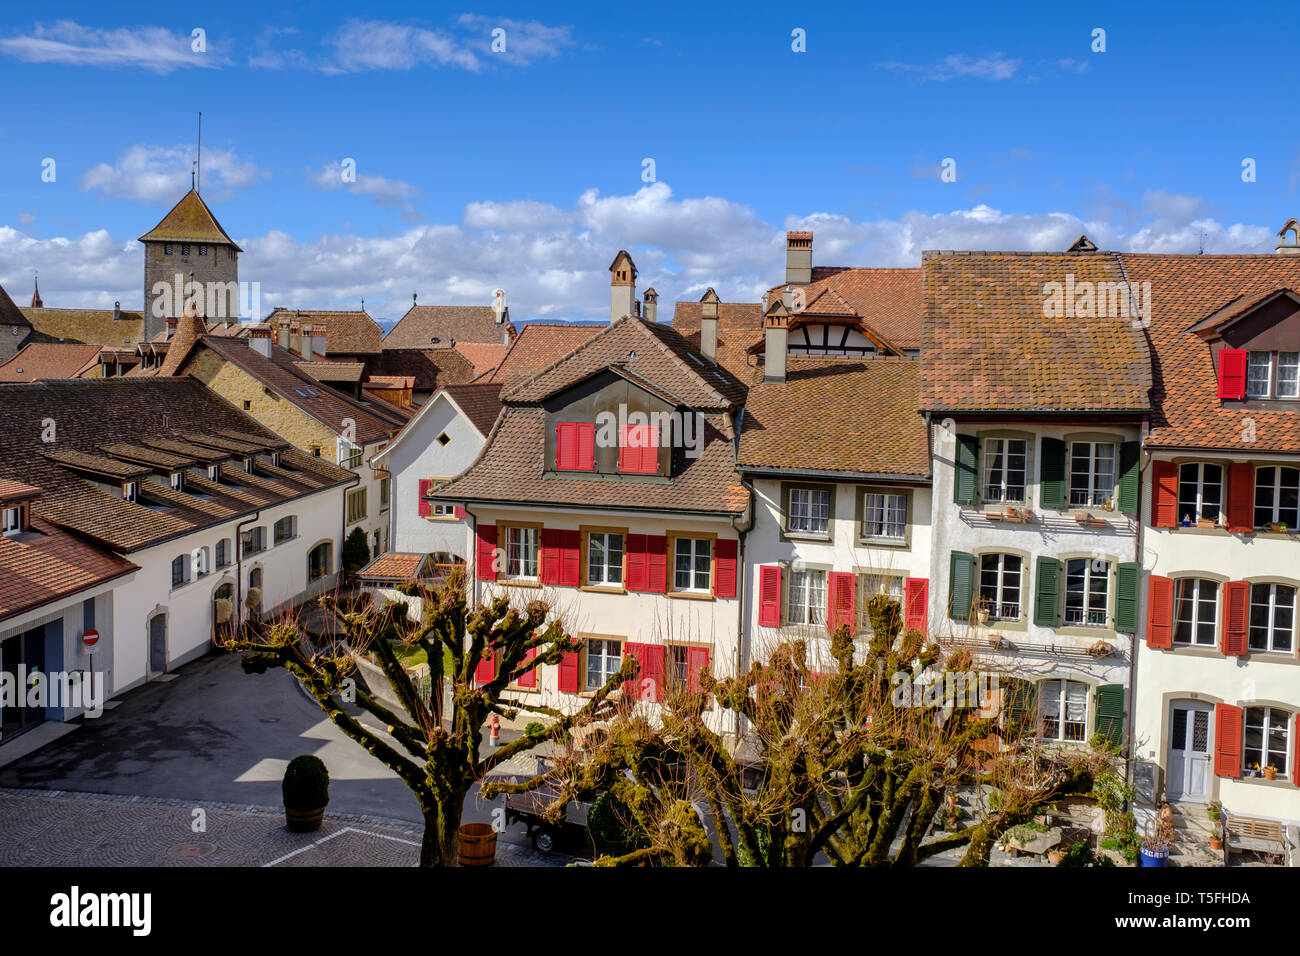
[458,823,497,866]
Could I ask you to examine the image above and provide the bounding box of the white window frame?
[857,573,904,633]
[585,638,622,691]
[1064,558,1110,627]
[787,487,831,535]
[1039,679,1088,743]
[1173,578,1218,646]
[983,437,1028,504]
[504,526,539,580]
[170,471,183,492]
[1254,466,1300,529]
[979,553,1022,621]
[862,492,906,540]
[1,506,20,536]
[1068,441,1115,507]
[171,554,190,588]
[1278,352,1300,399]
[1178,461,1223,523]
[587,531,624,587]
[1244,706,1290,778]
[1246,351,1272,399]
[1249,582,1295,653]
[123,481,138,503]
[787,569,827,626]
[672,537,712,593]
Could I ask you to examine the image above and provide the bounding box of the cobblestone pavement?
[0,788,569,867]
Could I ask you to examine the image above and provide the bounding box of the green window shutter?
[954,434,979,506]
[1034,556,1062,628]
[1115,562,1140,633]
[1039,437,1067,510]
[1117,441,1141,516]
[1094,684,1125,749]
[949,551,975,620]
[1002,677,1037,739]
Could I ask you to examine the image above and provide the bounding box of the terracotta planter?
[458,822,497,866]
[285,806,325,833]
[1047,848,1066,866]
[1210,837,1223,851]
[1265,766,1278,780]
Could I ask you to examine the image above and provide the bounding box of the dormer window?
[2,505,21,536]
[555,422,595,471]
[170,471,184,492]
[618,424,660,475]
[1221,349,1300,401]
[270,451,280,468]
[208,464,219,481]
[244,457,255,473]
[123,481,138,503]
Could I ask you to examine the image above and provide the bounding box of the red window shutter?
[640,425,659,473]
[556,423,575,470]
[1221,580,1250,655]
[1217,348,1248,400]
[1214,703,1243,778]
[642,644,666,701]
[625,533,647,591]
[560,530,580,586]
[645,535,667,592]
[686,646,710,694]
[904,577,929,632]
[618,424,659,474]
[453,506,466,519]
[1151,461,1179,529]
[1226,463,1255,532]
[758,565,782,627]
[576,423,595,471]
[417,478,430,517]
[1294,714,1300,789]
[475,651,495,684]
[540,528,560,585]
[475,524,497,581]
[622,641,645,698]
[1146,575,1173,649]
[827,571,855,634]
[557,650,580,693]
[713,539,738,598]
[516,647,538,688]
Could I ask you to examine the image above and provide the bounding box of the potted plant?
[1139,835,1171,866]
[1196,516,1215,529]
[976,597,991,625]
[1269,521,1288,534]
[1206,800,1221,822]
[282,754,329,832]
[1209,825,1223,852]
[1181,514,1192,528]
[1048,842,1069,866]
[1264,763,1278,781]
[1075,510,1090,524]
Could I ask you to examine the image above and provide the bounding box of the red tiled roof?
[764,267,922,350]
[383,305,515,348]
[358,551,429,581]
[0,516,137,622]
[265,309,384,355]
[0,343,101,382]
[369,347,475,391]
[452,341,508,377]
[442,383,503,436]
[485,324,602,386]
[670,302,763,379]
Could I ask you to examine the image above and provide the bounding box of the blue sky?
[1,1,1298,322]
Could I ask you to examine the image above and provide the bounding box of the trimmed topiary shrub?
[283,754,330,810]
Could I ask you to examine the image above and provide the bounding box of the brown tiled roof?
[358,551,428,581]
[369,347,474,391]
[485,324,602,386]
[383,305,515,348]
[158,308,206,377]
[0,515,137,623]
[22,307,145,347]
[504,316,747,410]
[920,252,1152,413]
[452,341,508,377]
[432,407,748,515]
[1119,253,1300,453]
[264,309,384,355]
[0,281,31,330]
[295,360,366,383]
[0,378,352,552]
[670,302,763,379]
[442,383,503,436]
[184,337,403,445]
[737,357,930,478]
[0,343,101,382]
[0,479,42,500]
[138,189,242,249]
[764,267,923,350]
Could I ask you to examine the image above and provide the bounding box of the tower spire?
[31,271,42,308]
[196,111,202,194]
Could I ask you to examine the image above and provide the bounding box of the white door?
[1167,700,1212,802]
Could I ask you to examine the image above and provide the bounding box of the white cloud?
[81,144,268,203]
[0,21,217,73]
[1,186,1277,324]
[328,19,481,73]
[311,162,423,220]
[880,52,1020,82]
[455,15,574,65]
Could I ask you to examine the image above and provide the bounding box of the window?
[862,492,906,540]
[181,244,190,256]
[274,516,296,544]
[858,574,904,632]
[587,532,624,586]
[1173,578,1218,646]
[198,245,207,257]
[171,555,189,588]
[787,569,827,626]
[979,553,1022,620]
[170,471,184,492]
[207,464,219,481]
[505,526,539,580]
[1178,462,1223,523]
[1254,466,1299,529]
[308,542,331,582]
[2,506,20,536]
[437,432,451,447]
[668,645,692,693]
[241,526,265,556]
[242,400,251,411]
[983,438,1028,503]
[123,481,138,503]
[270,452,281,468]
[585,639,622,691]
[1069,441,1115,507]
[1247,351,1272,398]
[379,478,390,511]
[1280,353,1300,398]
[673,537,711,592]
[1064,558,1109,626]
[339,442,363,469]
[164,244,173,255]
[1039,680,1088,742]
[345,488,367,525]
[1249,583,1295,653]
[618,424,660,474]
[215,538,230,568]
[787,486,831,535]
[244,457,255,474]
[1244,707,1290,777]
[193,548,209,577]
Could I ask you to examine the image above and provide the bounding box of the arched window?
[1178,462,1223,523]
[1249,583,1295,653]
[308,542,332,582]
[1173,578,1218,646]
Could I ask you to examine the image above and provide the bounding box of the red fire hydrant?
[488,713,501,748]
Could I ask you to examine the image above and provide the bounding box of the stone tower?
[138,189,241,341]
[608,249,638,322]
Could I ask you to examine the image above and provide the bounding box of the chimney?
[312,323,327,359]
[277,318,291,351]
[113,300,121,322]
[642,287,658,324]
[763,308,789,384]
[492,289,510,344]
[698,288,719,365]
[300,324,320,359]
[1276,218,1300,255]
[609,250,637,322]
[249,326,273,360]
[785,231,812,285]
[165,317,179,340]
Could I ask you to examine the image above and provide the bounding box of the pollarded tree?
[223,569,629,866]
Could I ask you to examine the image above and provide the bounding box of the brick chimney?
[785,231,812,285]
[642,287,658,324]
[1276,218,1300,255]
[249,326,273,360]
[698,288,719,365]
[277,317,291,351]
[165,317,179,340]
[609,250,637,322]
[763,303,790,384]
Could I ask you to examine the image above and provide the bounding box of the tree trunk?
[419,795,466,867]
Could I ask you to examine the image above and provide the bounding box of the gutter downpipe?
[234,510,260,631]
[731,482,755,751]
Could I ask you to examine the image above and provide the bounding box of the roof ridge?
[500,316,639,401]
